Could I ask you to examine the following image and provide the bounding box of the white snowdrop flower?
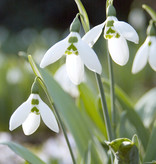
[9,81,59,135]
[40,15,102,85]
[83,5,139,66]
[54,64,80,97]
[132,20,156,73]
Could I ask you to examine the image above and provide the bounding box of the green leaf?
[103,79,149,150]
[28,55,103,163]
[135,88,156,128]
[74,0,90,32]
[78,83,107,138]
[142,4,156,22]
[1,142,45,164]
[144,121,156,162]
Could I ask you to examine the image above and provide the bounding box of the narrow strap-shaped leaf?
[1,142,45,164]
[144,121,156,162]
[103,79,149,150]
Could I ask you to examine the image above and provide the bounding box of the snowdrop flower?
[9,80,59,135]
[54,64,79,97]
[132,20,156,73]
[83,5,139,66]
[40,15,102,85]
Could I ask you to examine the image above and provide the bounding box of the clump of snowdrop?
[40,14,102,85]
[132,20,156,73]
[83,5,139,66]
[9,79,59,135]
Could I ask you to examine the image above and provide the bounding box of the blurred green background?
[0,0,155,134]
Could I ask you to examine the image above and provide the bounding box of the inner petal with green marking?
[105,20,120,39]
[65,43,78,55]
[31,106,40,115]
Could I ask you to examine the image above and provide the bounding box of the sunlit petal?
[132,38,149,74]
[39,100,59,133]
[77,40,102,74]
[54,64,79,97]
[9,97,32,131]
[82,22,105,47]
[148,37,156,71]
[114,21,139,44]
[40,38,68,68]
[108,36,129,66]
[22,112,40,135]
[66,54,84,85]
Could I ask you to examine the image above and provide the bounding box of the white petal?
[148,37,156,71]
[39,100,59,133]
[77,40,102,74]
[22,112,40,135]
[9,96,32,131]
[82,22,105,47]
[40,38,68,68]
[114,21,139,44]
[108,36,129,66]
[132,38,149,74]
[66,54,84,85]
[54,64,79,97]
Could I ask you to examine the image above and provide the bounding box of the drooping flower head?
[132,20,156,73]
[54,64,80,97]
[83,5,139,66]
[9,79,59,135]
[40,14,102,85]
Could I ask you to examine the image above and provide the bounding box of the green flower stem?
[95,73,114,141]
[37,78,76,164]
[107,47,116,138]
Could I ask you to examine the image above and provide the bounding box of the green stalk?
[107,46,116,138]
[95,73,114,141]
[37,78,76,164]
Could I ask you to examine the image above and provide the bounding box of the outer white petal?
[40,38,69,68]
[22,112,40,135]
[148,37,156,71]
[114,21,139,44]
[54,64,79,97]
[108,36,129,66]
[82,22,105,47]
[132,38,149,74]
[9,95,32,131]
[77,40,102,74]
[39,100,59,133]
[66,54,84,85]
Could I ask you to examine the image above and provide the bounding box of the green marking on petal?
[115,33,120,38]
[68,37,78,43]
[105,34,114,39]
[106,27,116,34]
[148,41,152,46]
[106,20,114,27]
[31,99,39,105]
[65,43,78,55]
[31,107,40,115]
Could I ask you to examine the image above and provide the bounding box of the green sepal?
[31,78,39,94]
[147,20,156,36]
[70,14,81,33]
[107,5,116,17]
